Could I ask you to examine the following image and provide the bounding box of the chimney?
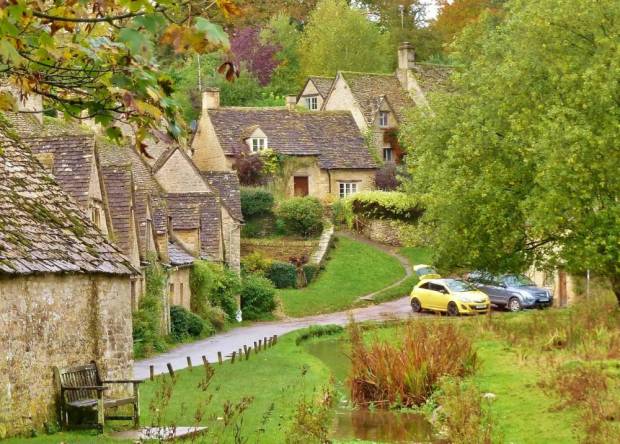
[396,42,415,91]
[398,42,415,71]
[285,95,297,110]
[202,87,220,110]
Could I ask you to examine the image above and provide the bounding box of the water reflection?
[304,337,437,443]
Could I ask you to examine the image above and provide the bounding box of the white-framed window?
[379,111,389,128]
[339,182,358,198]
[251,137,267,152]
[383,147,393,162]
[305,96,318,110]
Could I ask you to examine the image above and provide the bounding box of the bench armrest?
[103,379,144,384]
[62,386,108,391]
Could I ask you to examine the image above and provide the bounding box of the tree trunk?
[611,274,620,307]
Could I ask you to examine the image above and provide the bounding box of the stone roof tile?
[101,165,134,254]
[208,108,376,170]
[0,119,136,276]
[201,171,242,221]
[168,241,195,266]
[308,76,334,98]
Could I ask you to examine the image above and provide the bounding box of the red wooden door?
[294,176,309,196]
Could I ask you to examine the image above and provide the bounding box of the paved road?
[134,296,415,379]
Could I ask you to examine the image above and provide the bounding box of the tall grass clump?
[347,320,477,408]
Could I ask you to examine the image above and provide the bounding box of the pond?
[304,338,437,443]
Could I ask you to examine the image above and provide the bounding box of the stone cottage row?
[5,111,243,322]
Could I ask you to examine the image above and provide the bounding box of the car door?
[429,283,450,311]
[482,276,505,306]
[415,282,436,309]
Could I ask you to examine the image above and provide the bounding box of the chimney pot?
[285,95,297,110]
[202,87,220,110]
[398,42,415,71]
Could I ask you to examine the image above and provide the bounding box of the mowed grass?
[398,246,433,266]
[278,236,406,317]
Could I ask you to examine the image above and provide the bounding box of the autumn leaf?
[216,0,241,18]
[217,61,240,82]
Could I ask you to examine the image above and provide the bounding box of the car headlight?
[459,295,477,303]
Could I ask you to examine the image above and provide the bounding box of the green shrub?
[303,264,320,284]
[190,260,241,322]
[344,191,423,221]
[240,274,277,320]
[295,325,344,345]
[241,214,277,238]
[276,197,324,238]
[170,305,211,341]
[241,251,273,276]
[267,261,297,288]
[202,304,227,330]
[133,258,168,358]
[240,187,274,218]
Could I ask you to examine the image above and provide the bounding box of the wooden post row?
[167,363,175,378]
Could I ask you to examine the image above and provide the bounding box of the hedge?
[240,187,274,218]
[276,196,324,238]
[240,274,277,320]
[303,264,320,284]
[170,305,211,341]
[343,191,423,221]
[267,261,297,288]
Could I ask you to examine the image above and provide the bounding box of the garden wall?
[358,218,406,246]
[241,238,319,262]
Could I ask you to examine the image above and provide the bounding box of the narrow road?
[134,295,415,379]
[134,231,417,379]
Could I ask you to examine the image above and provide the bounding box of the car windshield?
[502,274,535,287]
[416,267,436,276]
[444,279,476,292]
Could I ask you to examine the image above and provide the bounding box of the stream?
[304,338,437,443]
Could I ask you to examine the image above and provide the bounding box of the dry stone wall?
[0,273,133,438]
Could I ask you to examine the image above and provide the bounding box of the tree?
[0,0,236,142]
[231,27,280,85]
[260,13,303,95]
[400,0,620,305]
[299,0,392,79]
[431,0,505,50]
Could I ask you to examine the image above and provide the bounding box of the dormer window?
[251,137,267,153]
[379,111,389,128]
[305,96,318,110]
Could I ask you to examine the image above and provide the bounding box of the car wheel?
[411,297,422,313]
[447,301,459,316]
[508,297,522,312]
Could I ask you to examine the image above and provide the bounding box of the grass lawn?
[278,236,406,317]
[398,246,433,266]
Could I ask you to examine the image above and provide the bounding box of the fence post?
[166,363,175,378]
[273,334,278,345]
[231,351,236,364]
[246,347,251,360]
[254,341,258,352]
[243,344,247,356]
[202,355,209,368]
[149,365,154,381]
[218,351,223,365]
[187,356,193,371]
[264,337,268,349]
[258,339,262,351]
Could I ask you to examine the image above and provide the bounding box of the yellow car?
[410,278,490,315]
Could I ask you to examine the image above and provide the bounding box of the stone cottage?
[0,121,136,437]
[298,42,452,163]
[191,89,377,199]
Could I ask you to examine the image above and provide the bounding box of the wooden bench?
[54,362,143,432]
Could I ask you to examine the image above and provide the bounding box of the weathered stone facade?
[0,274,133,437]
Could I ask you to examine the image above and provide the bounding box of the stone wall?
[241,238,319,262]
[358,218,405,246]
[0,273,133,438]
[168,267,192,310]
[222,207,241,273]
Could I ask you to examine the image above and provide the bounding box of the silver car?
[466,272,553,312]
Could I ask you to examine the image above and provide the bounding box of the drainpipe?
[327,169,332,195]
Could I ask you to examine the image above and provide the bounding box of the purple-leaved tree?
[230,27,280,86]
